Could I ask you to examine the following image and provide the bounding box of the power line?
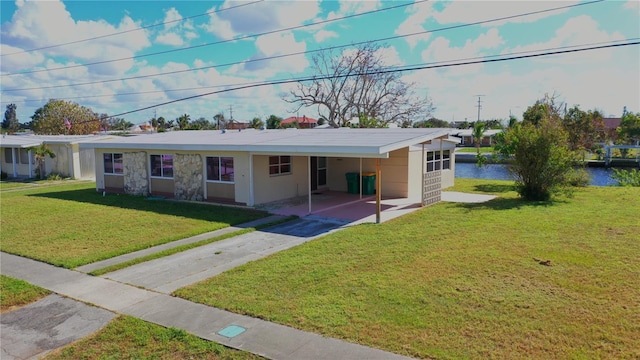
[2,0,426,77]
[103,40,639,119]
[2,0,608,92]
[4,38,636,105]
[0,0,266,56]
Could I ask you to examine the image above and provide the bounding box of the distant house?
[1,134,111,179]
[450,129,503,147]
[281,116,318,129]
[602,117,621,141]
[82,128,460,221]
[225,120,250,130]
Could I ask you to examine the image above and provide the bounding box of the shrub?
[611,168,640,187]
[0,171,7,180]
[565,168,591,187]
[46,173,64,181]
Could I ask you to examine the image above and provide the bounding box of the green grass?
[455,146,494,153]
[0,182,268,268]
[45,315,262,360]
[175,179,640,359]
[0,275,50,313]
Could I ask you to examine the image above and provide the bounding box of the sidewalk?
[1,252,412,360]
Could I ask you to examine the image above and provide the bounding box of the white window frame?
[206,156,235,183]
[426,150,450,172]
[150,154,174,178]
[269,155,291,176]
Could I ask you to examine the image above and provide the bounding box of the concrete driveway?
[103,216,349,294]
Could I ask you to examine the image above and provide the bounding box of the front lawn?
[0,182,268,268]
[45,315,262,360]
[0,275,51,313]
[175,179,640,359]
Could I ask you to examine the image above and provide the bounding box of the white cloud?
[163,8,183,30]
[431,1,580,27]
[421,28,504,76]
[155,32,184,46]
[238,32,309,77]
[506,15,626,64]
[0,0,150,75]
[314,30,339,43]
[624,0,639,10]
[394,1,434,49]
[204,1,320,40]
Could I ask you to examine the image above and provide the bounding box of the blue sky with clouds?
[1,0,638,126]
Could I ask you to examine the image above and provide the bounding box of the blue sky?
[1,0,638,126]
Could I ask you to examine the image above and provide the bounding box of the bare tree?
[287,43,434,128]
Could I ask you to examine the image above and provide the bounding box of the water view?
[455,163,618,186]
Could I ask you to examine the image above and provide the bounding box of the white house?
[81,128,459,222]
[0,134,110,179]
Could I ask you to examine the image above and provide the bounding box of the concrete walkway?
[1,252,411,360]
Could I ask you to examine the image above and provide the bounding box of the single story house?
[82,128,459,222]
[281,116,318,129]
[1,134,110,179]
[451,129,502,147]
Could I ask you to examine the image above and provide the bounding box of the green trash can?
[362,172,376,195]
[346,172,360,194]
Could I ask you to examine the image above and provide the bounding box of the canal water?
[455,163,618,186]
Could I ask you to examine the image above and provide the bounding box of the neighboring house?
[0,134,110,179]
[225,120,250,130]
[281,116,318,128]
[451,129,503,147]
[82,128,459,218]
[602,117,621,141]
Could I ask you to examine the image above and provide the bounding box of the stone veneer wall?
[174,153,203,201]
[123,152,149,196]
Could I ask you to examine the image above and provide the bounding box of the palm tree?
[249,117,264,129]
[177,114,190,130]
[472,121,486,154]
[28,144,56,179]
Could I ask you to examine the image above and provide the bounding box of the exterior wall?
[252,155,309,205]
[407,149,423,200]
[380,148,409,198]
[78,148,96,179]
[411,140,457,196]
[46,144,72,177]
[206,182,235,200]
[327,157,376,192]
[124,151,149,196]
[104,175,124,191]
[150,178,174,197]
[174,153,203,201]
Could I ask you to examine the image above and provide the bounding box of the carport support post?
[376,158,381,224]
[308,156,312,214]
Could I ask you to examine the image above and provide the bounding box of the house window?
[103,153,123,174]
[4,148,13,163]
[426,150,450,172]
[269,156,291,175]
[150,154,173,178]
[19,149,31,164]
[206,156,234,182]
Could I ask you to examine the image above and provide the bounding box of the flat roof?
[81,128,452,158]
[1,134,113,148]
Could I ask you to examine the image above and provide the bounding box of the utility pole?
[474,95,485,122]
